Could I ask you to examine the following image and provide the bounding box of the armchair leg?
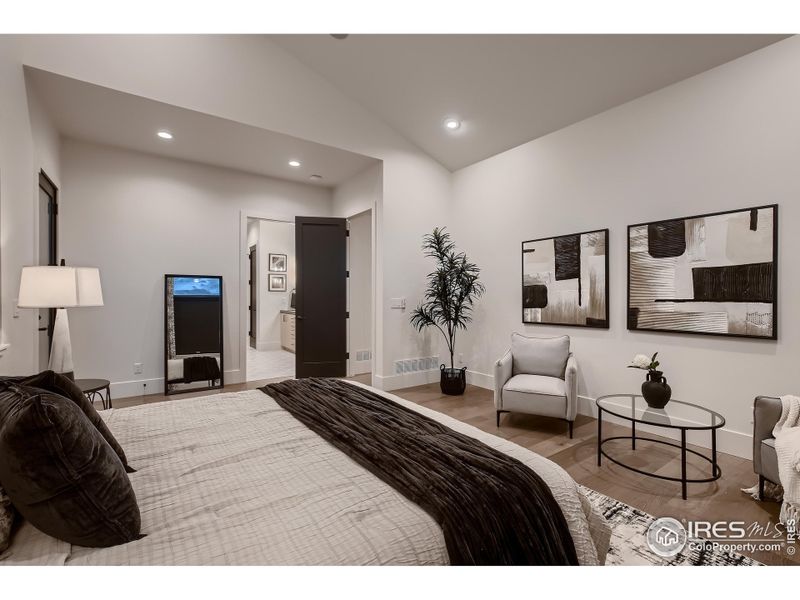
[758,474,765,501]
[568,420,574,439]
[496,410,509,427]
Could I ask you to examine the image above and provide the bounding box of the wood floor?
[113,377,796,566]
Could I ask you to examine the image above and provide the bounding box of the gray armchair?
[753,395,781,500]
[494,333,577,438]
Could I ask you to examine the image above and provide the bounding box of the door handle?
[38,327,48,332]
[296,315,304,320]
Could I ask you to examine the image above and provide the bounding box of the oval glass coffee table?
[596,394,725,499]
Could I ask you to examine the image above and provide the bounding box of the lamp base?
[48,308,75,379]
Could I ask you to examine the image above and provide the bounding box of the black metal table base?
[597,407,721,500]
[85,387,112,410]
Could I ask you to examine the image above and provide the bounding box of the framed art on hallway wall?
[521,228,609,328]
[269,253,287,272]
[268,273,287,292]
[627,204,778,339]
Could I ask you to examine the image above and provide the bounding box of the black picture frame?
[269,253,287,272]
[521,228,610,329]
[627,204,778,340]
[164,274,224,396]
[268,273,287,292]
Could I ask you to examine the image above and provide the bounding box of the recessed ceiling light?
[309,174,323,181]
[330,34,349,40]
[443,118,461,131]
[157,130,173,140]
[288,160,301,168]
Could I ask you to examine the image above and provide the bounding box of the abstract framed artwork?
[521,228,609,328]
[268,273,287,292]
[269,253,287,272]
[627,204,778,339]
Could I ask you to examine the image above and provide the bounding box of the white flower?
[631,354,651,369]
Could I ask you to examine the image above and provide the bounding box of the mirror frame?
[164,274,224,396]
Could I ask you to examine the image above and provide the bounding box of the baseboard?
[350,359,372,376]
[466,369,494,390]
[373,368,439,391]
[111,377,165,399]
[255,341,281,352]
[113,368,244,400]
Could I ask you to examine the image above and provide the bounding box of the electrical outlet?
[134,362,143,375]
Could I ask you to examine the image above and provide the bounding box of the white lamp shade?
[76,268,104,307]
[18,266,104,308]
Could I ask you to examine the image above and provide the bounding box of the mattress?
[0,383,610,565]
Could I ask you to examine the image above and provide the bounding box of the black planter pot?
[440,365,467,395]
[642,370,672,409]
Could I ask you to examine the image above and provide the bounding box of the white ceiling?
[272,34,789,171]
[25,67,378,188]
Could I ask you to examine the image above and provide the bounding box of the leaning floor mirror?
[164,274,224,395]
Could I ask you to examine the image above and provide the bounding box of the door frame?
[248,244,257,349]
[238,209,377,386]
[37,170,59,365]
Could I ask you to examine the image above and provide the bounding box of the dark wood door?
[248,245,257,349]
[295,217,347,378]
[38,170,58,371]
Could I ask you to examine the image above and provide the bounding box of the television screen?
[173,277,221,297]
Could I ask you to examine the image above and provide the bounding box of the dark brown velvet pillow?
[0,382,142,547]
[19,371,135,473]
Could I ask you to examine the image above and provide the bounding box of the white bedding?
[0,383,610,565]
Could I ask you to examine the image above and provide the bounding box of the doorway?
[37,170,58,371]
[245,217,296,382]
[346,209,373,378]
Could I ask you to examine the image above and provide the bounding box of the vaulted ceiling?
[272,34,789,171]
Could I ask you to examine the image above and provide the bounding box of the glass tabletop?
[596,394,725,430]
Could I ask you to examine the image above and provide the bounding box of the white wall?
[12,35,453,389]
[451,37,800,457]
[60,139,331,397]
[348,210,372,375]
[0,39,62,374]
[255,219,294,350]
[333,163,382,219]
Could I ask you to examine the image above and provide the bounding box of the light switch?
[390,297,406,310]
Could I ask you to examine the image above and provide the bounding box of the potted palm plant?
[410,227,485,395]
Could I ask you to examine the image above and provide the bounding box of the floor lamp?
[18,265,104,379]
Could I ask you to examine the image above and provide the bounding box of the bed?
[0,382,610,566]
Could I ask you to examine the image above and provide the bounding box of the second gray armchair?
[494,333,578,438]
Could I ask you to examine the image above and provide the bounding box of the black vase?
[440,365,467,395]
[642,370,672,409]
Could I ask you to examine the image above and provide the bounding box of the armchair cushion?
[502,375,567,419]
[510,333,570,379]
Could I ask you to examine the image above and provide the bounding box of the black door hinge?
[346,352,350,359]
[345,311,350,319]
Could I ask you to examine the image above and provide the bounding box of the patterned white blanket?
[0,385,610,565]
[774,395,800,525]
